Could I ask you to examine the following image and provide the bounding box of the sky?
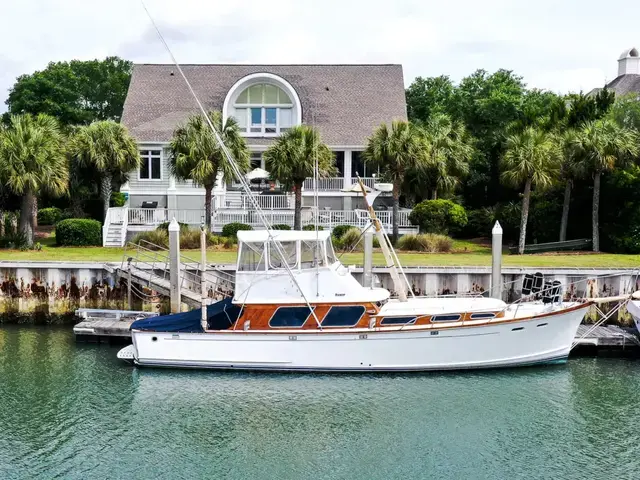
[1,0,640,111]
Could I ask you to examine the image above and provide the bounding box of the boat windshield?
[301,240,323,269]
[326,238,337,264]
[238,242,266,271]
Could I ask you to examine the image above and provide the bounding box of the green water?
[0,327,639,479]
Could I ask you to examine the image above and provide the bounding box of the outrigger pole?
[356,177,408,302]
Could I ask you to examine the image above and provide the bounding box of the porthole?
[511,327,524,332]
[152,336,158,342]
[537,323,548,328]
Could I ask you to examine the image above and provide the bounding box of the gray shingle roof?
[121,64,407,146]
[604,74,640,97]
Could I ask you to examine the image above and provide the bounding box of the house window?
[250,152,262,170]
[234,83,293,136]
[140,150,161,180]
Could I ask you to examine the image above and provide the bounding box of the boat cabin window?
[321,306,365,327]
[268,241,297,269]
[269,306,315,328]
[431,314,461,322]
[380,316,416,326]
[238,242,266,271]
[470,312,496,320]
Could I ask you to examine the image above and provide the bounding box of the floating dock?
[73,309,640,355]
[73,309,158,343]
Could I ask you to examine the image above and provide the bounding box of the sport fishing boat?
[625,300,640,336]
[118,224,592,371]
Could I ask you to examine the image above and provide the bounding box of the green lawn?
[0,236,638,268]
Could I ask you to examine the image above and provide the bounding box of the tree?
[405,75,456,122]
[557,129,582,242]
[5,57,132,125]
[263,125,335,230]
[501,127,560,254]
[364,120,426,243]
[608,94,640,131]
[170,111,249,229]
[420,113,473,199]
[0,114,68,245]
[573,119,639,251]
[68,121,140,220]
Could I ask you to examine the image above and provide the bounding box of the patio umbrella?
[245,168,270,180]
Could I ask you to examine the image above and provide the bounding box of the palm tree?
[263,125,335,230]
[558,129,581,242]
[69,120,140,221]
[420,113,473,199]
[364,120,427,243]
[573,119,639,251]
[0,114,68,245]
[501,126,560,254]
[170,111,249,229]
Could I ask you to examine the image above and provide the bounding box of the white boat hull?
[126,304,589,372]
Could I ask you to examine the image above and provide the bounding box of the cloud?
[1,0,640,112]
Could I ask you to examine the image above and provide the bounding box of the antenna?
[139,0,323,327]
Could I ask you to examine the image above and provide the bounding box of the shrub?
[55,219,102,246]
[331,225,352,240]
[131,230,169,249]
[178,230,223,249]
[302,224,324,231]
[463,207,495,238]
[222,236,236,249]
[397,233,453,252]
[37,207,62,226]
[156,221,189,233]
[222,222,253,238]
[110,192,127,207]
[0,231,30,250]
[271,224,291,230]
[336,227,362,252]
[409,199,468,235]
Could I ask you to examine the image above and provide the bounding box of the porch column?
[343,150,352,190]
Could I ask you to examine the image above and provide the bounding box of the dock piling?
[491,221,503,300]
[169,218,181,313]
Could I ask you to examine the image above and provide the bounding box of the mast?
[357,178,408,302]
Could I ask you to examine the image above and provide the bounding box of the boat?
[118,226,592,372]
[625,300,640,336]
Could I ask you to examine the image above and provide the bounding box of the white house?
[105,64,414,246]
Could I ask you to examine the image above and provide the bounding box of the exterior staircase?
[103,207,128,247]
[223,190,243,209]
[104,224,125,247]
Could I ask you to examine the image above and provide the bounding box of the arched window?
[224,73,302,137]
[233,83,293,135]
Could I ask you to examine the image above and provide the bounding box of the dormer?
[222,73,302,138]
[618,47,640,76]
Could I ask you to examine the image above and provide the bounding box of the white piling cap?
[168,217,180,232]
[492,221,503,235]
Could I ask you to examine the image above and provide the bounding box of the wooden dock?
[572,324,640,354]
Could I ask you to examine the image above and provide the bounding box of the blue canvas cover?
[130,298,241,333]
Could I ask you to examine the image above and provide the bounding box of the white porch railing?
[350,177,376,189]
[211,208,415,233]
[303,177,344,191]
[241,194,292,210]
[128,208,206,226]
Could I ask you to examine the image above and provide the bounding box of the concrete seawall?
[0,261,638,320]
